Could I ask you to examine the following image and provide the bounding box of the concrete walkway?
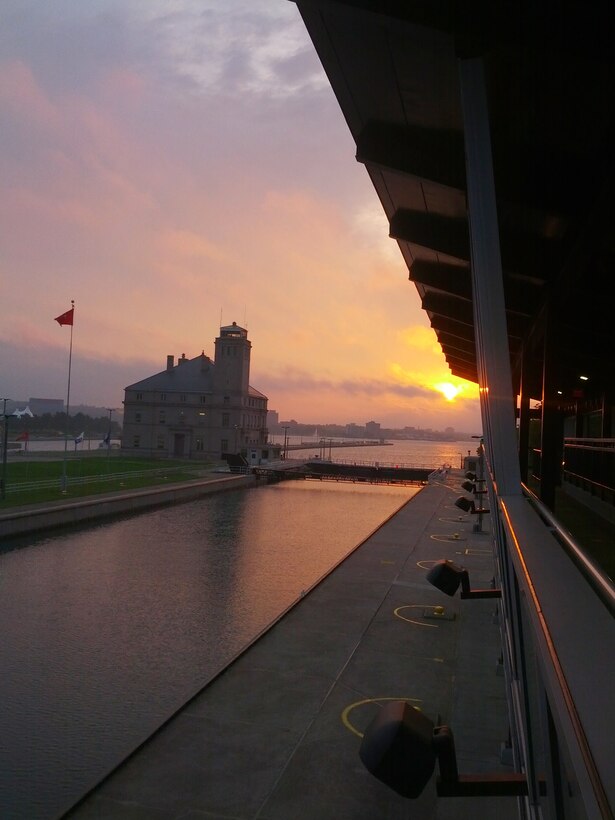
[64,471,515,820]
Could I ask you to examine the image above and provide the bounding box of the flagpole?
[61,300,75,492]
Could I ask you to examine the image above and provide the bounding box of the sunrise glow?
[0,1,482,433]
[434,382,464,402]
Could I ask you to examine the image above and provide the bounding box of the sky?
[0,0,481,432]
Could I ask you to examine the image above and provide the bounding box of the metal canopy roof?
[294,1,614,405]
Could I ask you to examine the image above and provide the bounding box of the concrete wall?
[0,474,257,538]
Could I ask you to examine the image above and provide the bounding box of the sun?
[434,382,463,402]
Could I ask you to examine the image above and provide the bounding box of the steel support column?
[518,343,533,484]
[540,307,563,510]
[458,58,521,496]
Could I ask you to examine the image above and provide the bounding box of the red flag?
[54,308,74,326]
[16,431,29,441]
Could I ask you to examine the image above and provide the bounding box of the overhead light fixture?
[426,559,501,599]
[359,701,540,798]
[579,375,589,381]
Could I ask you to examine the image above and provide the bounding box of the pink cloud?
[0,60,60,128]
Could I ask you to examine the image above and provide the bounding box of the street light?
[282,426,290,460]
[105,408,117,441]
[105,408,117,470]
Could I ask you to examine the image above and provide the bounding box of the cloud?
[0,338,154,406]
[256,368,434,400]
[0,1,482,433]
[133,1,326,99]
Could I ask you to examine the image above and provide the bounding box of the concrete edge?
[0,474,256,538]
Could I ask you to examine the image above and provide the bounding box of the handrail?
[521,482,615,616]
[307,458,438,469]
[563,471,614,496]
[564,437,615,446]
[499,496,614,818]
[5,466,196,494]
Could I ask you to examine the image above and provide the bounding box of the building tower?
[213,322,251,396]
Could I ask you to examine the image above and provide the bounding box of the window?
[135,412,141,423]
[160,393,167,401]
[223,396,230,405]
[221,438,228,452]
[222,413,230,427]
[133,435,140,448]
[200,395,207,404]
[136,393,142,401]
[159,410,166,424]
[156,435,165,450]
[195,438,204,452]
[180,394,186,403]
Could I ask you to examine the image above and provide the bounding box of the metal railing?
[562,438,615,507]
[307,457,439,469]
[522,483,615,616]
[4,466,196,494]
[485,453,615,818]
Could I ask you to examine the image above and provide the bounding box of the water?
[0,479,418,819]
[14,435,473,469]
[282,436,474,470]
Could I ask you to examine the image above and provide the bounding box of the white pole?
[61,300,75,492]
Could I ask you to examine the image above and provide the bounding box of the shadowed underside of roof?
[294,0,615,405]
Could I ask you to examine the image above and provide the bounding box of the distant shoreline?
[286,440,389,452]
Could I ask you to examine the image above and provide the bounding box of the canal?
[0,479,418,819]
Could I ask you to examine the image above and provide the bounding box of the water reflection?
[0,480,416,819]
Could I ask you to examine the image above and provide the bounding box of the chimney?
[167,355,174,370]
[178,353,187,365]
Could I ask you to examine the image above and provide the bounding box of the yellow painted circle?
[341,696,422,738]
[394,604,440,628]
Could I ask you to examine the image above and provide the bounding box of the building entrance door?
[173,433,185,457]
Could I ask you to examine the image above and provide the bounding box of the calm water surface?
[0,480,417,819]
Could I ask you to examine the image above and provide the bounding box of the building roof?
[125,353,267,400]
[126,354,214,393]
[219,322,248,337]
[294,1,615,406]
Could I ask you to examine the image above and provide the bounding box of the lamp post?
[282,426,290,460]
[105,408,117,471]
[1,397,10,501]
[106,407,117,437]
[234,424,239,454]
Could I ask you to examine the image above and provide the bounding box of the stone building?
[121,322,272,460]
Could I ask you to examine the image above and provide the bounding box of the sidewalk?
[64,471,516,820]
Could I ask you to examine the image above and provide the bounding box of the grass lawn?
[0,454,224,508]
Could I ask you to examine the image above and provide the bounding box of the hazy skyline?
[1,1,481,431]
